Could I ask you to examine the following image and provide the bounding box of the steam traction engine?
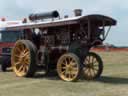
[6,10,117,81]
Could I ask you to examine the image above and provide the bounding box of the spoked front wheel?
[82,52,103,80]
[57,53,81,82]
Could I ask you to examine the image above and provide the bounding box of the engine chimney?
[29,10,60,21]
[74,9,82,16]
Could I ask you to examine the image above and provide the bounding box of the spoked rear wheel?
[82,52,103,80]
[57,53,81,82]
[11,40,37,77]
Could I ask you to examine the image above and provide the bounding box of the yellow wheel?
[57,53,81,82]
[11,40,37,77]
[83,52,103,80]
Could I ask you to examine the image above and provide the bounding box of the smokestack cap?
[74,9,83,16]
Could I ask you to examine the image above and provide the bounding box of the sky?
[0,0,127,46]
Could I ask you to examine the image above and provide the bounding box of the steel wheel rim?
[57,55,79,81]
[83,55,99,79]
[11,42,31,77]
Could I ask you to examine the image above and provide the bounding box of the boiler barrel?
[29,10,59,21]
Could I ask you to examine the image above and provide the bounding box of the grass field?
[0,51,128,96]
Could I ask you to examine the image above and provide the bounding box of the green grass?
[0,51,128,96]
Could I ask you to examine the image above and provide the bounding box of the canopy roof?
[5,14,117,30]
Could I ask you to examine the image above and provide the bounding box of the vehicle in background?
[0,19,23,71]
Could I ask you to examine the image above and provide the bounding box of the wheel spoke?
[84,68,89,74]
[85,68,90,78]
[24,52,29,57]
[62,66,66,69]
[84,68,93,79]
[92,57,96,63]
[89,69,94,79]
[85,59,89,64]
[61,70,66,74]
[25,55,30,60]
[24,58,30,65]
[70,63,76,68]
[22,66,26,72]
[86,57,90,63]
[25,66,28,72]
[93,63,98,66]
[15,47,21,53]
[70,58,75,63]
[91,56,95,64]
[65,72,69,78]
[69,71,72,79]
[18,65,24,72]
[89,56,92,63]
[15,62,21,66]
[88,68,92,77]
[93,67,98,72]
[92,68,96,75]
[24,49,28,53]
[23,65,28,73]
[63,59,68,65]
[67,57,71,63]
[90,68,95,77]
[71,70,77,75]
[72,67,78,72]
[93,60,98,65]
[20,44,25,51]
[14,54,21,58]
